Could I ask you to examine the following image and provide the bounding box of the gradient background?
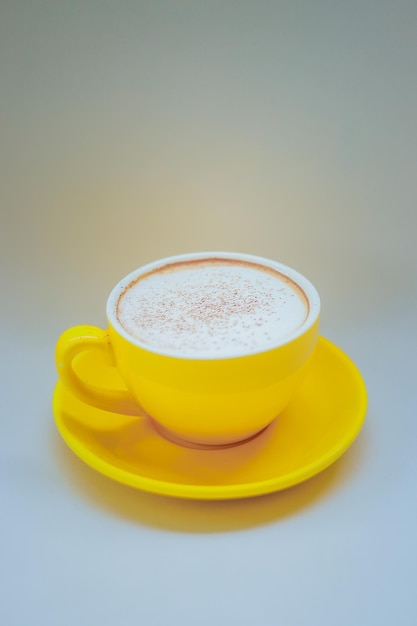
[1,2,416,625]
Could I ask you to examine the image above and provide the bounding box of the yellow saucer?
[52,337,367,500]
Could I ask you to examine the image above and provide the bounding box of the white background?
[1,2,416,625]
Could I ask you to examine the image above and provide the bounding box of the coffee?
[59,252,320,445]
[115,258,309,357]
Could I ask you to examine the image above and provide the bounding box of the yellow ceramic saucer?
[53,337,367,500]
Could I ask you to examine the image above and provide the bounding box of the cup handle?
[55,325,143,415]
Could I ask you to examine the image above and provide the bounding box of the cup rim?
[106,251,321,360]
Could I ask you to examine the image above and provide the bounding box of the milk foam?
[116,259,309,356]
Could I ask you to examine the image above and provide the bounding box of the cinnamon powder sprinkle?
[116,259,308,356]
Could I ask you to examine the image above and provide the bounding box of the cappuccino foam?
[116,259,309,357]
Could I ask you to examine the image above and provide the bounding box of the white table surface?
[1,3,416,625]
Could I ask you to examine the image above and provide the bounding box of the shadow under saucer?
[51,420,370,533]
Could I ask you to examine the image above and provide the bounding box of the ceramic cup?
[56,252,320,446]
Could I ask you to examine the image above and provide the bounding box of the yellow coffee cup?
[55,252,320,446]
